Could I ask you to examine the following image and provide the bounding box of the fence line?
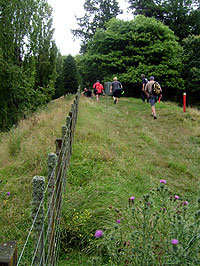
[0,90,80,266]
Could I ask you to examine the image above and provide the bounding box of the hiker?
[110,77,123,104]
[93,80,105,102]
[83,88,92,97]
[141,74,149,102]
[145,76,162,119]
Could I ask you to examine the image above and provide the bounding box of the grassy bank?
[0,95,199,264]
[0,95,73,248]
[59,96,200,265]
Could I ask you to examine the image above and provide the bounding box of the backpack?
[152,82,161,96]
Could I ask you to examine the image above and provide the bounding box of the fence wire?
[16,91,80,266]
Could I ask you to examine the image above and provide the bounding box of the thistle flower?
[117,220,121,224]
[160,179,167,184]
[182,201,189,205]
[6,192,11,196]
[171,239,178,245]
[174,195,180,200]
[129,197,135,200]
[129,196,135,206]
[94,230,103,238]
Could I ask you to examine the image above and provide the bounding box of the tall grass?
[0,95,73,250]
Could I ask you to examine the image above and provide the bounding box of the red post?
[183,93,186,112]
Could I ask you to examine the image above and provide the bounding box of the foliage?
[61,55,79,95]
[182,35,200,107]
[127,0,200,41]
[71,0,122,53]
[77,16,184,99]
[0,0,58,130]
[95,181,200,265]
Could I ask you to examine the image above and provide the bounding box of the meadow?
[59,96,200,265]
[0,95,199,265]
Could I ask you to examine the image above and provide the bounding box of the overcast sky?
[47,0,133,56]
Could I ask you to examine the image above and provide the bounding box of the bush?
[94,180,200,265]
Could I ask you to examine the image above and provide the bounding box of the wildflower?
[147,202,151,206]
[174,195,179,200]
[94,230,103,238]
[171,239,178,245]
[121,217,124,220]
[6,192,11,196]
[129,196,135,206]
[129,196,135,200]
[117,219,121,224]
[182,201,189,205]
[160,179,167,184]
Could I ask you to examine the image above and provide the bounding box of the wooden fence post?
[55,138,62,156]
[32,176,45,266]
[47,153,57,266]
[0,241,17,266]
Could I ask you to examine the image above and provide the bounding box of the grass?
[59,96,200,265]
[0,95,199,265]
[0,95,73,249]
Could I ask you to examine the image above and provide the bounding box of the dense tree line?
[77,16,184,100]
[0,0,57,130]
[0,0,79,131]
[73,0,200,106]
[127,0,200,41]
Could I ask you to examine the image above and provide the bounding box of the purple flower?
[147,202,151,206]
[174,195,180,200]
[160,179,167,184]
[117,220,121,224]
[121,217,124,220]
[129,197,135,200]
[6,192,11,196]
[171,239,179,245]
[182,201,189,205]
[94,230,103,238]
[163,207,166,212]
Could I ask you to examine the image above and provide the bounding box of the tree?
[72,0,122,53]
[0,0,57,130]
[62,55,79,95]
[127,0,200,41]
[77,16,184,99]
[182,35,200,107]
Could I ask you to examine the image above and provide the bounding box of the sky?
[47,0,133,56]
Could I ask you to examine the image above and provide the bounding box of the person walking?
[110,77,123,104]
[83,88,93,97]
[145,76,162,119]
[141,74,149,102]
[93,80,105,102]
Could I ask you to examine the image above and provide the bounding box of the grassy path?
[59,96,200,265]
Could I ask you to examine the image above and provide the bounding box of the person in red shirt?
[93,80,105,102]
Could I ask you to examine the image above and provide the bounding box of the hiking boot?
[154,115,157,119]
[114,99,117,104]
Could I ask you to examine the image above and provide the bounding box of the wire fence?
[0,90,80,266]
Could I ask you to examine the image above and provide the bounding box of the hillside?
[0,95,200,265]
[59,96,200,265]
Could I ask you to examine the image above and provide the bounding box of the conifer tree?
[72,0,122,53]
[61,55,79,95]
